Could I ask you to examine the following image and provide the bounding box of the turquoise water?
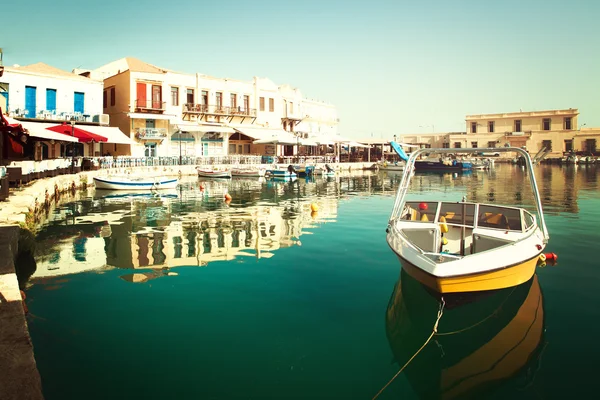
[25,165,599,399]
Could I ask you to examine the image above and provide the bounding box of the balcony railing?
[9,108,107,124]
[135,127,167,140]
[134,99,166,112]
[183,103,257,117]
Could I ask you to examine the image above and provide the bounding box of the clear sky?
[2,0,599,138]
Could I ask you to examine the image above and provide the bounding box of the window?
[487,141,496,148]
[454,142,462,148]
[229,143,236,154]
[151,85,162,109]
[488,121,494,133]
[201,90,208,105]
[471,141,478,148]
[230,93,236,108]
[171,87,179,106]
[269,98,274,112]
[216,92,223,108]
[564,139,573,152]
[471,122,477,133]
[259,97,265,111]
[186,89,194,105]
[514,119,522,132]
[110,87,115,106]
[541,140,552,151]
[243,95,250,111]
[103,90,107,108]
[442,142,450,148]
[542,118,551,131]
[564,117,572,130]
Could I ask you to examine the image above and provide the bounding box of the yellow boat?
[386,147,549,293]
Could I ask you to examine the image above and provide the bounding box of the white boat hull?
[197,170,232,179]
[231,168,266,177]
[94,176,178,190]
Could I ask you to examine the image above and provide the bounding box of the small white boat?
[197,168,232,179]
[94,176,178,190]
[317,164,337,176]
[231,167,266,177]
[266,166,297,179]
[386,147,549,294]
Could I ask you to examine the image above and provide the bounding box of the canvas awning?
[175,123,234,134]
[81,126,137,145]
[46,123,108,143]
[233,127,298,144]
[18,121,79,142]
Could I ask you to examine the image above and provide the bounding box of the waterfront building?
[0,62,126,160]
[90,57,338,159]
[461,109,585,157]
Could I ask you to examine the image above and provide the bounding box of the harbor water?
[24,164,599,399]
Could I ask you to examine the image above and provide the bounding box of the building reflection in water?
[32,174,396,280]
[385,269,546,399]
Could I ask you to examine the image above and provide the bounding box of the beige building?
[462,109,587,157]
[396,109,598,158]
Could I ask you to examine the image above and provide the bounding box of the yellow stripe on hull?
[399,255,540,293]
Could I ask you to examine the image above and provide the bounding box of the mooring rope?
[372,298,446,400]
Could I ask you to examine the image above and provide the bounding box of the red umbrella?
[46,122,108,143]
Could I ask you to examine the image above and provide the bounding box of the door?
[0,91,8,112]
[202,142,209,156]
[152,85,162,109]
[74,92,85,113]
[25,86,36,117]
[137,83,147,108]
[46,89,57,112]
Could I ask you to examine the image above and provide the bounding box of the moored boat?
[94,176,178,190]
[196,168,232,179]
[386,147,549,293]
[266,165,298,179]
[414,158,472,171]
[231,167,266,177]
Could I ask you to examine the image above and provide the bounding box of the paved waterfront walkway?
[0,225,44,400]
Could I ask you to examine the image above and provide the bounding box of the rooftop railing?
[183,104,257,117]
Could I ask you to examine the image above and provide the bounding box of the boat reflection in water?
[385,269,545,399]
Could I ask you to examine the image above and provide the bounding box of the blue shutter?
[25,86,37,118]
[74,92,85,113]
[46,89,57,112]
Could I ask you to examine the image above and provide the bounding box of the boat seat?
[478,212,511,229]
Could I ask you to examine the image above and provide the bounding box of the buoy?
[311,210,318,219]
[418,202,428,210]
[224,193,232,201]
[310,203,318,212]
[544,253,557,262]
[441,237,448,245]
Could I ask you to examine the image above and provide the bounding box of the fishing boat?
[93,176,178,190]
[317,164,337,176]
[414,157,472,171]
[266,165,297,179]
[386,147,549,293]
[196,167,232,179]
[385,269,545,399]
[231,167,266,177]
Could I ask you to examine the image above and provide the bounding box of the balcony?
[134,99,166,113]
[182,103,257,117]
[505,131,532,137]
[135,127,167,140]
[9,108,108,125]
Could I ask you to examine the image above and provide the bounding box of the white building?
[90,57,339,158]
[1,62,132,160]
